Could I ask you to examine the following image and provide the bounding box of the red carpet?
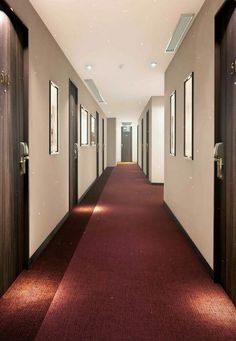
[0,168,112,341]
[35,165,236,341]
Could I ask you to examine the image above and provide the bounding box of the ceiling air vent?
[165,13,194,53]
[84,79,106,103]
[122,122,132,126]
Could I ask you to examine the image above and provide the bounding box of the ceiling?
[29,0,205,121]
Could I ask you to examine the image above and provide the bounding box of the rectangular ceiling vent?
[84,79,106,103]
[122,122,132,126]
[165,13,194,53]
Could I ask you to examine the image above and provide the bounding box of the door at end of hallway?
[121,126,132,162]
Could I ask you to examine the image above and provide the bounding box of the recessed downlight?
[150,61,158,68]
[85,64,93,71]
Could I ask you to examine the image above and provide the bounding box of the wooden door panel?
[102,118,105,171]
[69,80,78,209]
[215,1,236,304]
[146,111,149,178]
[121,126,132,162]
[96,112,99,177]
[141,119,143,169]
[0,7,26,295]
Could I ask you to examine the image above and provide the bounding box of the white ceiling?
[29,0,205,121]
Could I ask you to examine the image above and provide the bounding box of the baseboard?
[150,182,164,186]
[28,212,70,267]
[163,201,214,279]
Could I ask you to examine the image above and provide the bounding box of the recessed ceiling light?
[85,64,93,71]
[150,61,158,68]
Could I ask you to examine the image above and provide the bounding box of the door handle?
[74,143,79,159]
[20,142,29,175]
[214,142,224,180]
[230,60,236,75]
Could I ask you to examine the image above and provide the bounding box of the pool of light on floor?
[74,205,108,214]
[74,205,94,213]
[94,205,109,213]
[186,289,236,327]
[2,273,56,306]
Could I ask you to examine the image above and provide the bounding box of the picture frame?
[49,81,59,155]
[90,115,96,145]
[80,105,89,146]
[170,90,176,156]
[184,72,194,159]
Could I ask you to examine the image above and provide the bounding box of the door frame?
[0,1,29,280]
[96,111,100,177]
[121,126,132,162]
[141,119,144,170]
[214,0,236,303]
[146,110,150,179]
[69,79,78,210]
[137,125,139,165]
[102,118,105,171]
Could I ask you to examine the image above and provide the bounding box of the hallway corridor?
[1,165,236,340]
[35,165,236,340]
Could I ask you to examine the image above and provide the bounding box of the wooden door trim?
[146,110,149,179]
[102,118,105,171]
[121,126,132,162]
[96,112,99,177]
[130,126,133,161]
[214,0,236,304]
[0,1,29,273]
[69,79,78,210]
[141,119,144,170]
[137,125,139,165]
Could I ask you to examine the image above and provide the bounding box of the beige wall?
[6,0,107,257]
[164,0,225,268]
[150,97,164,183]
[107,118,117,167]
[138,97,164,183]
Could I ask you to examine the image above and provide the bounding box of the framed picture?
[184,72,194,159]
[90,115,96,145]
[170,91,176,156]
[80,105,88,145]
[49,81,59,154]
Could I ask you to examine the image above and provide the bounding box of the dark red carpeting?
[0,168,113,341]
[34,165,236,341]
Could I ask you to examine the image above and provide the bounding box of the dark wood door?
[69,80,78,210]
[121,126,132,162]
[137,125,139,165]
[96,112,99,177]
[0,4,28,295]
[146,111,150,179]
[102,118,105,171]
[215,0,236,305]
[141,119,144,169]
